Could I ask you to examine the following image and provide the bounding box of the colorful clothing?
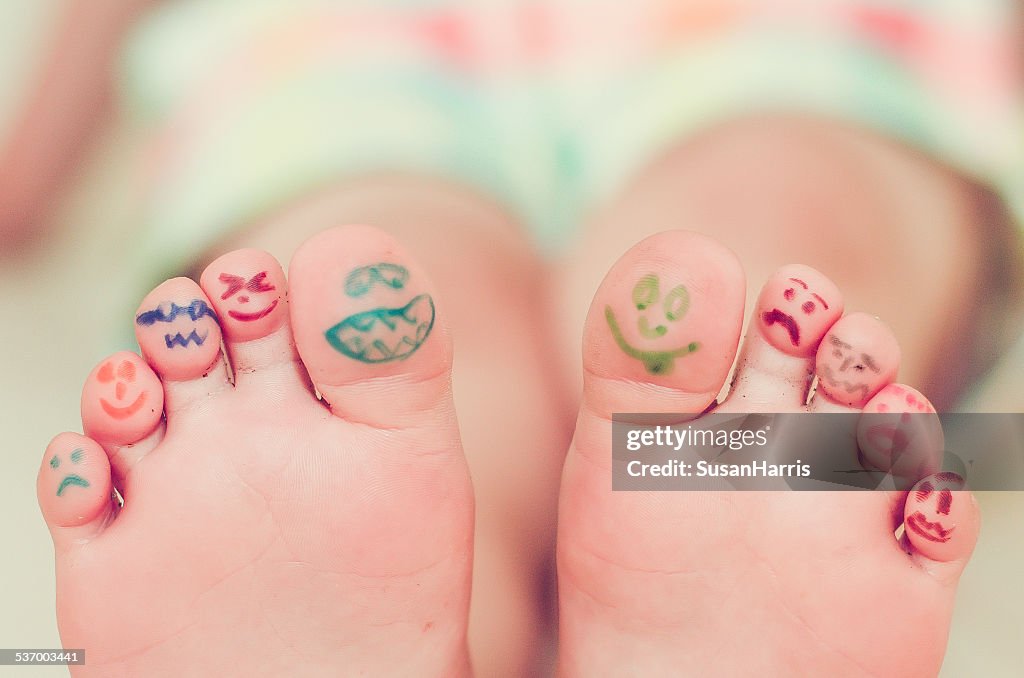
[119,0,1024,276]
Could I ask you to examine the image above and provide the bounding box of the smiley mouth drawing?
[605,307,698,375]
[762,308,801,347]
[56,474,91,497]
[229,299,279,322]
[325,294,435,363]
[100,392,147,420]
[905,511,954,543]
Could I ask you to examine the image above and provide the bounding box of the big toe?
[581,229,746,419]
[288,224,454,430]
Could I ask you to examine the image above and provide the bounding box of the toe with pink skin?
[135,278,223,381]
[38,433,112,530]
[904,472,979,562]
[289,225,449,389]
[200,249,288,342]
[81,351,163,444]
[858,384,943,485]
[586,231,745,400]
[756,264,843,357]
[814,312,900,408]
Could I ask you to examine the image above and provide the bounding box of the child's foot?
[557,231,980,677]
[38,226,474,677]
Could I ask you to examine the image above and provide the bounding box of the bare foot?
[38,226,473,676]
[557,231,980,676]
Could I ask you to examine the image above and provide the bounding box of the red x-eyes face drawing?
[219,271,279,322]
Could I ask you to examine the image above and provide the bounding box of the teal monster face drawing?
[325,263,436,364]
[605,273,699,375]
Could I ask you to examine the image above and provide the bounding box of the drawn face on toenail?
[605,274,699,376]
[858,385,942,483]
[82,352,163,442]
[136,299,219,350]
[905,473,964,544]
[757,267,841,356]
[218,271,280,323]
[324,262,435,363]
[49,448,91,497]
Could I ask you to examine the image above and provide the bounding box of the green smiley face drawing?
[605,274,699,375]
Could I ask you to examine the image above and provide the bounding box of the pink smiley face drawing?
[81,351,163,443]
[756,265,843,357]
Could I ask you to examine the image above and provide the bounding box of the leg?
[208,174,571,676]
[554,113,1011,411]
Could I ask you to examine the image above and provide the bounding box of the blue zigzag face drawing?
[136,299,219,350]
[325,294,435,363]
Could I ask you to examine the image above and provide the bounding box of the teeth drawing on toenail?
[606,274,698,375]
[344,263,409,297]
[49,447,91,497]
[163,330,209,349]
[325,293,435,363]
[136,299,220,351]
[218,271,280,321]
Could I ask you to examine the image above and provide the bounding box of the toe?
[80,351,165,482]
[38,433,114,543]
[288,225,453,427]
[581,230,745,416]
[724,264,843,411]
[200,249,306,387]
[811,312,900,411]
[135,277,230,408]
[858,384,943,488]
[903,472,980,567]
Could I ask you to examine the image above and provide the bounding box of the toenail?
[756,265,842,357]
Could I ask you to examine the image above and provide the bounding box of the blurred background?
[1,1,1022,676]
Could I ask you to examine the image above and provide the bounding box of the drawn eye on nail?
[663,285,690,322]
[344,263,409,298]
[632,274,659,311]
